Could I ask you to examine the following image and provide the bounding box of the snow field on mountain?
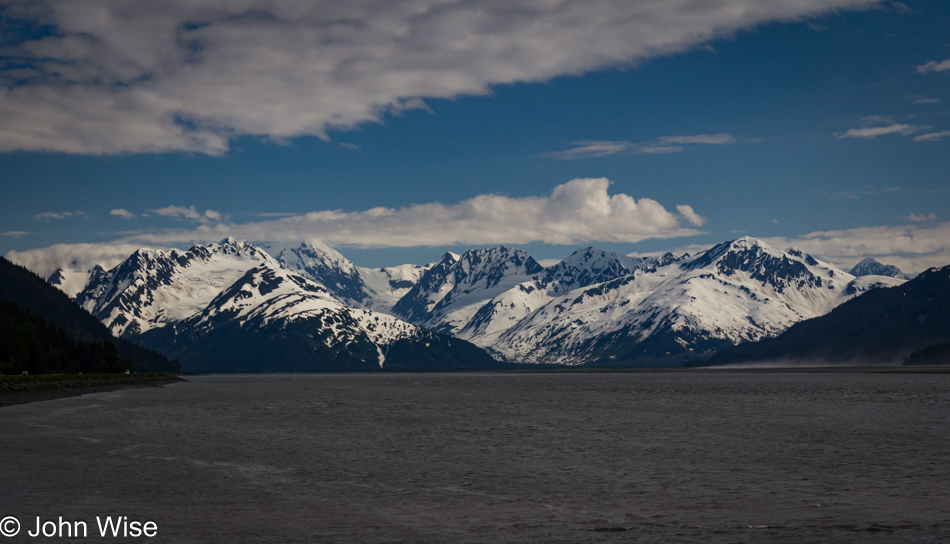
[58,235,909,367]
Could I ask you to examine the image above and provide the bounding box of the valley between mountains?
[38,236,915,372]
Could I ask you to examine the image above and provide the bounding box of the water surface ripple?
[3,372,949,542]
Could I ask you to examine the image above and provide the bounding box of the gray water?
[2,372,950,543]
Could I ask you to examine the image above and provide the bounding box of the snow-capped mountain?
[266,240,430,313]
[849,257,908,280]
[392,246,545,334]
[56,235,909,369]
[134,260,499,372]
[75,238,277,336]
[48,264,105,299]
[484,237,905,365]
[453,247,685,344]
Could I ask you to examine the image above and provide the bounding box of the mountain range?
[29,236,918,371]
[702,264,950,366]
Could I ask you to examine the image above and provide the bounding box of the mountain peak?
[849,257,907,279]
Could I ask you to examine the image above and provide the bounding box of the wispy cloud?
[889,2,913,13]
[913,130,950,142]
[764,221,950,273]
[1,231,31,238]
[0,1,882,155]
[836,124,921,139]
[637,145,683,155]
[657,133,736,145]
[917,58,950,74]
[5,243,158,280]
[33,211,86,221]
[540,141,635,160]
[823,186,909,200]
[541,133,735,160]
[110,208,136,220]
[912,96,940,104]
[902,213,937,222]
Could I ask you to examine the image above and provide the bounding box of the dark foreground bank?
[0,373,186,407]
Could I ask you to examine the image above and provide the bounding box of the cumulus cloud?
[917,59,950,74]
[0,0,881,155]
[541,133,736,159]
[110,208,136,219]
[125,178,705,247]
[5,242,158,279]
[763,221,950,273]
[676,205,707,227]
[836,124,921,139]
[913,130,950,142]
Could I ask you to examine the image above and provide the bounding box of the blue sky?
[1,0,949,274]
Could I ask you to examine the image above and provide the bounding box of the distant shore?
[0,374,186,407]
[495,364,950,374]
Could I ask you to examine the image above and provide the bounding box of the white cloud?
[150,205,221,224]
[5,242,157,280]
[676,205,707,227]
[836,124,921,139]
[638,145,683,154]
[0,0,882,155]
[903,213,937,222]
[889,2,912,13]
[823,186,910,200]
[540,141,635,160]
[763,221,950,273]
[542,133,735,159]
[912,97,940,104]
[657,133,736,145]
[33,211,86,221]
[110,208,136,219]
[125,178,705,247]
[913,130,950,142]
[34,212,71,221]
[1,231,31,238]
[917,58,950,74]
[540,141,631,160]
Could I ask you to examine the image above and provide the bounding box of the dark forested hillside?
[904,342,950,366]
[0,301,132,374]
[0,257,178,373]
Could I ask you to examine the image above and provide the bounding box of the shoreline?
[0,375,187,408]
[488,365,950,375]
